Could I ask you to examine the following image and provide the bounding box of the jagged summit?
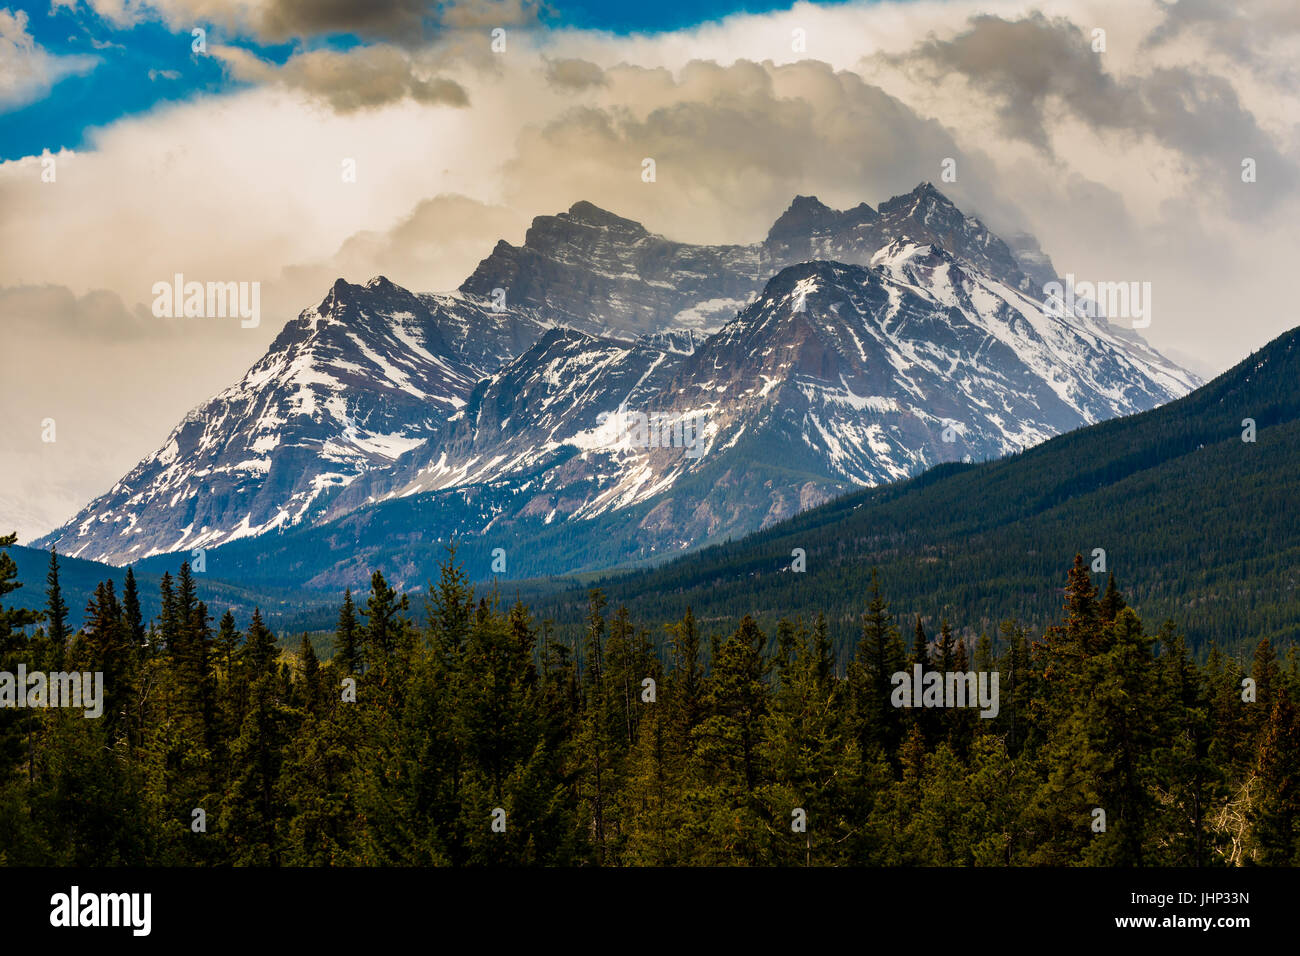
[457,182,1057,335]
[38,185,1198,569]
[878,181,959,220]
[320,276,351,308]
[767,195,836,239]
[766,194,877,242]
[562,200,647,233]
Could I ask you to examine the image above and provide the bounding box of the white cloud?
[0,7,97,110]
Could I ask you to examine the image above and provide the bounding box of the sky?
[2,0,1299,542]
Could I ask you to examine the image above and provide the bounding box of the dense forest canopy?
[1,534,1297,866]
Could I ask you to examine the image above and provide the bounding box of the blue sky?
[1,0,827,161]
[556,0,823,32]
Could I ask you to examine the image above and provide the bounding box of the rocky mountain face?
[458,200,764,336]
[321,327,688,519]
[39,277,511,562]
[417,290,552,370]
[295,233,1194,582]
[458,182,1060,337]
[38,184,1199,578]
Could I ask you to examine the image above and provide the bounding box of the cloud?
[504,58,983,245]
[273,193,529,300]
[0,285,152,339]
[0,7,98,110]
[51,0,540,42]
[543,57,606,91]
[885,11,1298,218]
[0,281,270,541]
[213,44,469,111]
[1145,0,1300,64]
[322,193,527,291]
[886,13,1134,153]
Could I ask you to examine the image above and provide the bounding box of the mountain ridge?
[34,183,1197,572]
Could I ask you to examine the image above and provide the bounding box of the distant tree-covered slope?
[1,544,323,633]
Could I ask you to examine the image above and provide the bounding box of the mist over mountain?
[36,184,1197,582]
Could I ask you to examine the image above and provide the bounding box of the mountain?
[38,183,1197,578]
[765,184,1057,293]
[128,233,1198,593]
[316,326,688,520]
[37,277,541,563]
[458,199,764,335]
[552,324,1300,657]
[39,322,1297,663]
[457,182,1060,336]
[655,244,1191,485]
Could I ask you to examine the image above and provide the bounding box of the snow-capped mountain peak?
[38,184,1200,574]
[39,276,487,561]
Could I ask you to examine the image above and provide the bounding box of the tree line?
[0,532,1296,866]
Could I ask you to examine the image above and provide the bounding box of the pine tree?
[298,636,322,714]
[997,619,1036,756]
[1079,607,1158,865]
[43,547,69,670]
[603,605,652,749]
[215,611,240,679]
[909,616,929,669]
[1063,553,1103,656]
[756,615,861,865]
[157,571,177,653]
[243,609,277,678]
[810,612,833,686]
[1099,573,1126,625]
[935,618,956,673]
[1151,621,1219,866]
[1249,696,1300,864]
[360,571,410,665]
[666,606,703,732]
[426,549,473,661]
[945,633,975,757]
[77,580,128,738]
[333,589,360,674]
[219,668,289,865]
[688,615,771,864]
[1251,638,1281,731]
[171,562,198,664]
[576,589,613,864]
[846,570,906,763]
[0,535,41,801]
[180,600,216,745]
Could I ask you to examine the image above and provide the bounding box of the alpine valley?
[34,183,1199,589]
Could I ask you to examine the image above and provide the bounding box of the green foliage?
[0,539,1296,866]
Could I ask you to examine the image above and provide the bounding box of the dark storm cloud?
[544,57,607,91]
[242,0,540,42]
[214,44,469,112]
[888,11,1297,219]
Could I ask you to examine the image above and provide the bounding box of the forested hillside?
[2,537,1296,866]
[557,327,1300,658]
